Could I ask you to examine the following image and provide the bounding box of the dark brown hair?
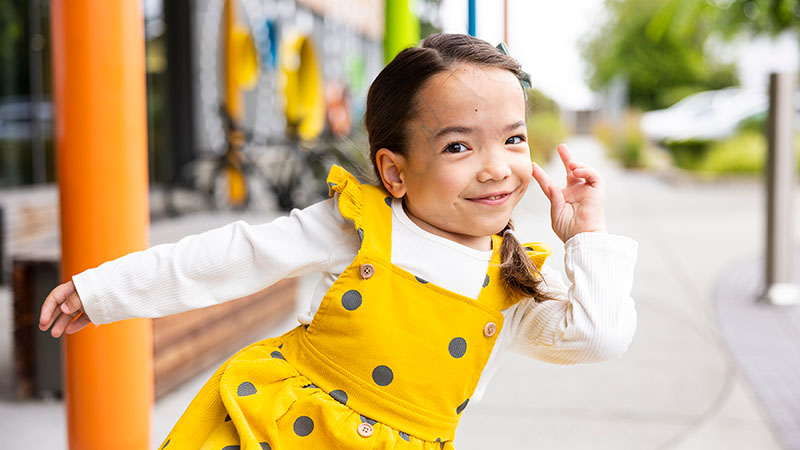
[364,33,548,302]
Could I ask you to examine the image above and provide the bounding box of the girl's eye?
[506,135,525,145]
[444,142,469,153]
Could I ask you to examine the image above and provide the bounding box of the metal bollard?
[762,72,800,305]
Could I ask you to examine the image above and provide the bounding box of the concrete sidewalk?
[1,136,796,449]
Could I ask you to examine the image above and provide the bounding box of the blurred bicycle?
[175,103,364,213]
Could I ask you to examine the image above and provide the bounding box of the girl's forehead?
[412,64,526,131]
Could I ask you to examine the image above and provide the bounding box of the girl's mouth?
[468,191,512,205]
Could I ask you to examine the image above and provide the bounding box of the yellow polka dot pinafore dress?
[159,166,550,450]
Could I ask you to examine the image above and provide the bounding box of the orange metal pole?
[50,0,152,449]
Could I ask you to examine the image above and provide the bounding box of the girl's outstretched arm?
[42,197,352,328]
[532,144,607,242]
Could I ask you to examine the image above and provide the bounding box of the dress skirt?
[159,326,455,450]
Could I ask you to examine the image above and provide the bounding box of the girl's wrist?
[562,226,607,242]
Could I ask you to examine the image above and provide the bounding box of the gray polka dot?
[436,438,441,442]
[328,182,337,189]
[524,246,533,251]
[293,416,314,436]
[372,365,393,386]
[415,276,428,284]
[357,228,364,242]
[440,442,445,449]
[271,351,284,360]
[482,274,490,287]
[456,398,470,414]
[449,338,467,358]
[224,414,231,422]
[399,431,410,441]
[360,415,377,426]
[303,383,318,389]
[329,389,348,405]
[278,343,284,349]
[237,382,257,396]
[259,443,271,450]
[342,290,362,311]
[221,446,240,450]
[384,196,392,207]
[160,439,170,449]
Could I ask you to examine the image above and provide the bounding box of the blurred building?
[0,0,386,189]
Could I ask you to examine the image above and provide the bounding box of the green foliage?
[592,112,650,168]
[525,89,568,164]
[715,0,800,36]
[665,130,800,177]
[699,131,766,174]
[663,139,713,170]
[526,88,560,115]
[582,0,738,111]
[736,110,768,133]
[527,112,568,164]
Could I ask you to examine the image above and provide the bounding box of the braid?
[498,221,549,303]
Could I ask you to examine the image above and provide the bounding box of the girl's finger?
[532,162,556,200]
[50,312,76,338]
[572,167,604,187]
[39,283,72,330]
[61,291,82,315]
[64,313,92,335]
[557,144,576,172]
[548,185,566,213]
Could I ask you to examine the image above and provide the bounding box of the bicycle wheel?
[253,141,322,211]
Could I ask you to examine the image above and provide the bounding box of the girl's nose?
[477,149,512,182]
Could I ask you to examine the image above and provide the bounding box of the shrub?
[672,130,800,178]
[527,111,568,165]
[591,112,649,168]
[698,131,765,175]
[663,139,712,171]
[525,88,568,165]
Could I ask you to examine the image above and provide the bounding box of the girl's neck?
[400,200,493,251]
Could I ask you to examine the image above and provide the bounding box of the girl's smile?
[379,63,531,251]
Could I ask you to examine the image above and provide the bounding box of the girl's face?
[398,63,531,250]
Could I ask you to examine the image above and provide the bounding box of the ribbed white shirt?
[74,195,638,401]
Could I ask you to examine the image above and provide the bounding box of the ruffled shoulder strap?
[327,165,363,225]
[522,241,552,272]
[482,238,553,310]
[326,165,393,257]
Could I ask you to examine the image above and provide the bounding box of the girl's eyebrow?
[505,121,526,132]
[434,121,525,139]
[434,126,473,139]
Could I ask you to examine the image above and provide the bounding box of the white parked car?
[640,88,768,142]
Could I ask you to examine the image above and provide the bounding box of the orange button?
[483,322,497,337]
[357,422,374,437]
[359,264,375,279]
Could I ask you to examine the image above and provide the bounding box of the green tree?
[582,0,738,110]
[714,0,800,35]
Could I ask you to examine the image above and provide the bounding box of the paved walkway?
[1,136,797,449]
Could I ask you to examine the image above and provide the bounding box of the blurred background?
[1,0,799,448]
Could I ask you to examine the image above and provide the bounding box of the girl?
[39,33,637,449]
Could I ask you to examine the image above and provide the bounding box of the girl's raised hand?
[39,280,93,338]
[532,144,607,243]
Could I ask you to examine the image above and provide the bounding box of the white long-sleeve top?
[74,196,638,401]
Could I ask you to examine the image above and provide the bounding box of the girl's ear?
[375,148,407,198]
